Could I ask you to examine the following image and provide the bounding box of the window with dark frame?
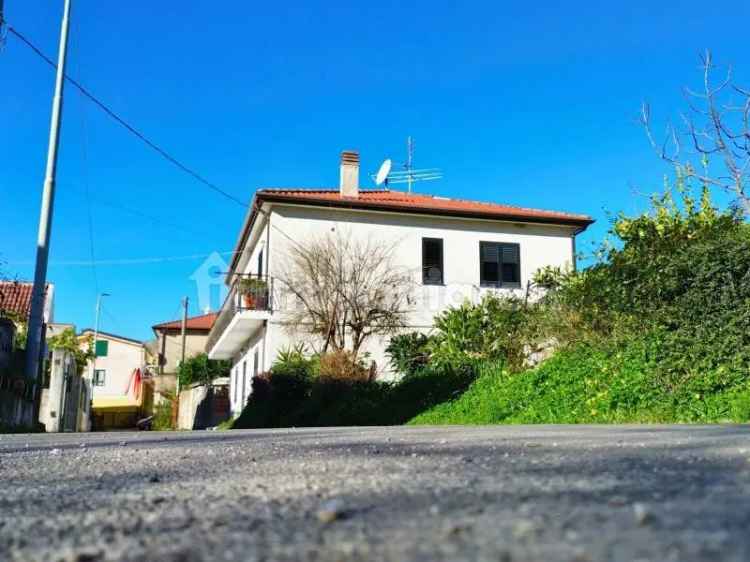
[422,238,444,285]
[93,369,106,386]
[479,242,521,287]
[257,248,264,277]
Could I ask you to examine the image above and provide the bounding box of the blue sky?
[2,0,749,341]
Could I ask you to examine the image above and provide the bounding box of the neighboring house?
[46,322,75,339]
[0,280,55,330]
[79,329,149,430]
[0,281,61,427]
[151,312,218,403]
[206,150,593,416]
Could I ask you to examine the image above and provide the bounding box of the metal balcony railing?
[206,273,273,355]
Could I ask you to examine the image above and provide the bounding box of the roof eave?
[258,192,595,230]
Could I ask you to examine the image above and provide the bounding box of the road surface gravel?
[1,425,749,561]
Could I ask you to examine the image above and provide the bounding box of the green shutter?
[95,339,109,357]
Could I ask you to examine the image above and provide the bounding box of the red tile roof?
[257,189,594,226]
[0,281,49,318]
[152,312,218,332]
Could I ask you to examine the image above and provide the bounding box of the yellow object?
[92,396,141,412]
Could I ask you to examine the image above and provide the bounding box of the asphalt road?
[1,425,749,562]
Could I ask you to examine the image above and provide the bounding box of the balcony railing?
[206,273,273,356]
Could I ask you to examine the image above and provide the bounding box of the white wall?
[84,335,145,398]
[269,205,576,375]
[227,203,577,385]
[229,328,265,416]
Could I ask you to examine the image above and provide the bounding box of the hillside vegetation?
[412,187,750,424]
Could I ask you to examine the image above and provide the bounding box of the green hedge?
[231,362,477,429]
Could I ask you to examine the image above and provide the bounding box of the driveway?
[1,425,749,561]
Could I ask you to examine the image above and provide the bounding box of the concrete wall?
[38,348,89,432]
[153,372,177,405]
[178,378,230,430]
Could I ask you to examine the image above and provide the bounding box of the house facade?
[79,329,149,430]
[0,281,55,327]
[206,151,593,417]
[0,281,56,427]
[151,312,217,403]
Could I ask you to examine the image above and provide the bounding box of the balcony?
[206,273,273,360]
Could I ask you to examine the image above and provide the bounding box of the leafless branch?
[275,230,414,361]
[640,50,750,214]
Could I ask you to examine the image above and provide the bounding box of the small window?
[422,238,444,285]
[253,349,259,377]
[257,248,264,277]
[479,242,521,287]
[95,340,108,357]
[93,369,106,386]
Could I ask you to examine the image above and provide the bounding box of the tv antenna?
[371,136,442,192]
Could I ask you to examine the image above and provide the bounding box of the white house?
[206,151,593,416]
[79,329,148,430]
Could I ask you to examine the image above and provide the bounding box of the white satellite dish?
[375,159,392,186]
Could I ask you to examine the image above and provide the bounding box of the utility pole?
[23,0,72,425]
[180,296,188,366]
[173,297,188,428]
[87,292,108,431]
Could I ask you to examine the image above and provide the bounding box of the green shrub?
[152,394,175,430]
[178,353,230,388]
[386,332,432,377]
[270,345,318,377]
[47,328,94,376]
[429,293,542,372]
[231,350,479,429]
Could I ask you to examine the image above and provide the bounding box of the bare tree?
[640,50,750,213]
[276,231,413,358]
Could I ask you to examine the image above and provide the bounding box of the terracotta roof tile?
[257,188,593,225]
[152,312,218,332]
[0,281,49,318]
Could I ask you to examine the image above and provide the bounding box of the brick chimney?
[339,150,359,198]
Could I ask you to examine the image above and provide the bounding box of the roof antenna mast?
[371,136,443,192]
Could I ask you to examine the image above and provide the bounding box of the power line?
[71,15,99,298]
[60,181,218,238]
[5,22,310,265]
[8,250,238,267]
[5,24,250,209]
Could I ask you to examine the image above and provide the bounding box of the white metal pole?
[180,297,188,367]
[90,293,106,383]
[23,0,72,425]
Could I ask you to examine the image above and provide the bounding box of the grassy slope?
[410,344,750,425]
